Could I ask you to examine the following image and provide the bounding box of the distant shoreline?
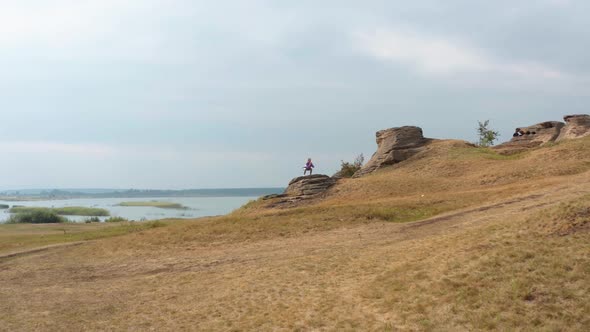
[0,187,285,202]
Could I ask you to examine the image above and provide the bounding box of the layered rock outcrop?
[262,174,336,207]
[556,114,590,141]
[494,121,564,154]
[285,175,337,197]
[494,114,590,154]
[353,126,432,177]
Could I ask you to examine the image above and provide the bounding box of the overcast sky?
[1,0,589,189]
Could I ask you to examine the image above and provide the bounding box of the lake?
[0,196,259,223]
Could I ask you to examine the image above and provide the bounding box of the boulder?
[556,114,590,141]
[494,121,564,154]
[353,126,432,177]
[285,174,337,197]
[264,174,337,207]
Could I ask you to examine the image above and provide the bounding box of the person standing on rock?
[303,158,315,175]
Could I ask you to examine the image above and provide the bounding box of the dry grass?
[0,221,166,255]
[363,196,590,331]
[1,137,590,331]
[526,195,590,236]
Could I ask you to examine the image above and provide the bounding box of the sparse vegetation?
[336,154,364,178]
[9,206,110,216]
[239,197,265,210]
[117,201,188,209]
[450,146,526,160]
[477,119,500,147]
[105,216,129,223]
[84,216,101,223]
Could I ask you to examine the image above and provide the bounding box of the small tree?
[477,120,500,147]
[336,154,364,178]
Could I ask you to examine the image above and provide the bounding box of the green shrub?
[9,206,109,217]
[105,216,128,223]
[335,154,364,178]
[84,216,101,223]
[6,210,67,224]
[0,204,9,209]
[477,120,500,147]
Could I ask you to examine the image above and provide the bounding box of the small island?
[9,206,110,216]
[117,201,188,210]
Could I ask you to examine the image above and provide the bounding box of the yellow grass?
[1,137,589,330]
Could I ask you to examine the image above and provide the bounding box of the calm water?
[0,196,258,223]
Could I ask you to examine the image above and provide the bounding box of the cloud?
[0,140,273,163]
[0,141,116,156]
[0,140,281,188]
[0,0,293,64]
[115,144,275,163]
[356,28,488,74]
[0,0,186,63]
[355,28,568,81]
[0,1,122,46]
[546,0,572,6]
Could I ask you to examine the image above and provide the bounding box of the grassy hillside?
[1,138,589,330]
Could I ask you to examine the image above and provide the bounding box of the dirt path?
[0,241,86,262]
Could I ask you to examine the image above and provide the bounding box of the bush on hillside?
[0,204,9,209]
[477,120,500,147]
[335,154,364,178]
[6,210,67,224]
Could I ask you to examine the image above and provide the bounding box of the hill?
[1,134,589,330]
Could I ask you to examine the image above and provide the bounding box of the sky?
[1,0,589,189]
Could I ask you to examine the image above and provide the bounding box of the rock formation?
[556,114,590,141]
[285,175,337,197]
[353,126,432,177]
[262,174,337,207]
[494,121,565,154]
[263,114,590,208]
[494,114,590,154]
